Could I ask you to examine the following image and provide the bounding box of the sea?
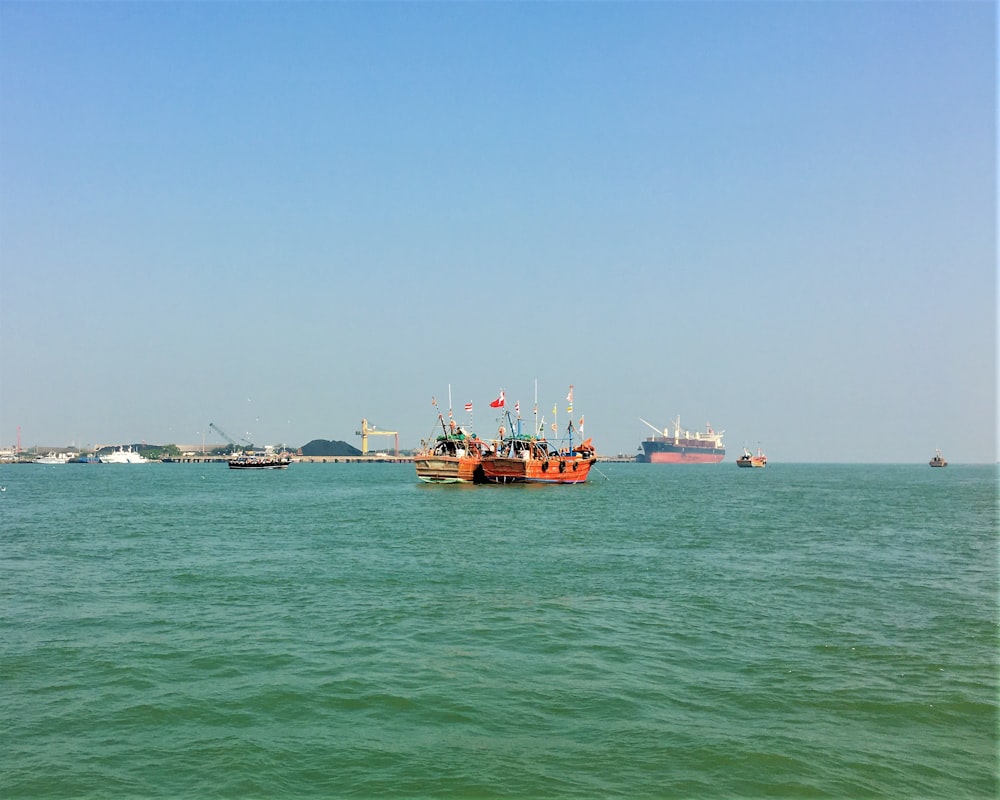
[1,461,997,799]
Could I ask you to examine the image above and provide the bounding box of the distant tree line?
[85,440,366,458]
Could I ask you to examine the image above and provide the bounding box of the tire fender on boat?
[542,460,549,472]
[559,460,566,473]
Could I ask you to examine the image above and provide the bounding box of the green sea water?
[2,462,997,798]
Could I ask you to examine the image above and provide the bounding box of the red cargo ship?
[636,416,725,463]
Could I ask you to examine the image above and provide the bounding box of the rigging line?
[424,415,444,445]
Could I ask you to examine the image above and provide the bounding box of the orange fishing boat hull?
[414,454,485,483]
[481,453,594,484]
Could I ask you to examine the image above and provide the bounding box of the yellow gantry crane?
[356,418,399,456]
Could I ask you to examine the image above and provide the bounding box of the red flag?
[489,390,505,408]
[464,402,473,413]
[515,401,520,415]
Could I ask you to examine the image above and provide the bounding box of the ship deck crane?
[356,418,399,456]
[639,416,722,440]
[209,422,253,453]
[640,417,670,438]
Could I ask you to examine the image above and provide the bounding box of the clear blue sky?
[1,1,995,462]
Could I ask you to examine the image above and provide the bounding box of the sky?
[0,1,995,462]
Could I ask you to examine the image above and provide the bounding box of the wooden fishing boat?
[414,421,490,484]
[737,446,767,468]
[481,434,596,484]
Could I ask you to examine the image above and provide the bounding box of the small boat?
[34,452,72,465]
[414,416,489,483]
[69,454,101,464]
[929,450,947,468]
[737,446,767,468]
[228,453,292,470]
[100,446,149,464]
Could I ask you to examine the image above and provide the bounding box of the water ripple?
[1,463,996,798]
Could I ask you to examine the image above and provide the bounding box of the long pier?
[165,455,413,464]
[165,454,634,464]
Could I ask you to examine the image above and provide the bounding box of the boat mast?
[504,409,517,440]
[566,385,574,450]
[534,380,539,437]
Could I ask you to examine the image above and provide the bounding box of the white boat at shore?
[100,446,149,464]
[35,452,73,465]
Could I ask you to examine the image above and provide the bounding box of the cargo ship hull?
[637,445,725,464]
[637,416,725,464]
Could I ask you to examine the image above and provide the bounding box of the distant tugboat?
[737,446,767,468]
[929,450,947,468]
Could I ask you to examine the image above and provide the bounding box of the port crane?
[356,418,399,456]
[209,422,253,453]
